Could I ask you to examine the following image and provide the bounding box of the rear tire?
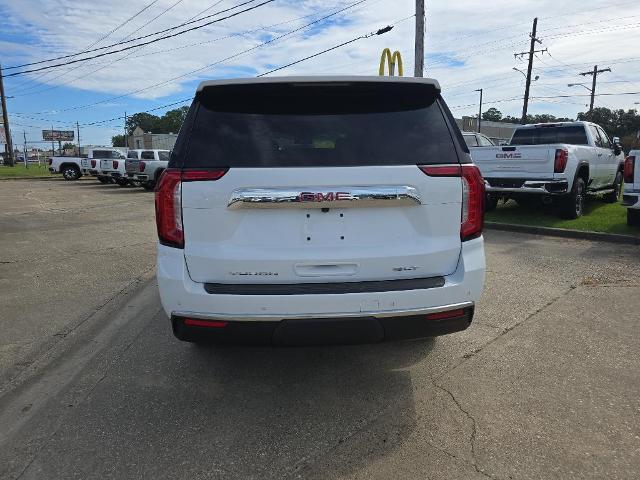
[142,181,155,191]
[603,171,622,203]
[559,177,585,219]
[485,194,498,212]
[97,176,109,184]
[61,165,81,181]
[628,209,640,227]
[115,178,128,187]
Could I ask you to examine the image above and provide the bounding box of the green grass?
[0,164,53,178]
[485,198,640,237]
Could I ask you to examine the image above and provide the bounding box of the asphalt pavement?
[0,178,639,480]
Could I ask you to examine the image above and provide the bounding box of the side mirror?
[613,136,620,145]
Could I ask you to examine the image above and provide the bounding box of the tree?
[62,142,76,150]
[112,135,126,147]
[126,112,161,135]
[482,107,502,122]
[156,106,189,134]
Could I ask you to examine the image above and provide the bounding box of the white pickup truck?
[623,151,639,226]
[472,121,625,218]
[124,149,170,190]
[48,148,126,182]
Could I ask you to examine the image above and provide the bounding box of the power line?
[257,25,394,77]
[3,0,276,78]
[4,0,267,72]
[20,0,372,115]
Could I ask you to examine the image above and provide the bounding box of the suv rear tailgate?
[182,166,462,284]
[173,79,468,286]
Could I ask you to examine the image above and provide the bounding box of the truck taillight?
[47,158,52,165]
[155,168,228,249]
[113,160,119,169]
[91,160,96,168]
[624,156,635,183]
[554,148,568,173]
[139,161,146,172]
[419,164,485,241]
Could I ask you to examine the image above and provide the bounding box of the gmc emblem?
[298,192,352,202]
[496,153,522,159]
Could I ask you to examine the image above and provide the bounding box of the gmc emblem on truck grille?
[496,153,522,159]
[298,192,352,202]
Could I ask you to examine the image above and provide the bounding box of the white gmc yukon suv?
[472,121,624,218]
[155,76,486,345]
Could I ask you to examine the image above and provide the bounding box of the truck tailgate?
[472,145,555,178]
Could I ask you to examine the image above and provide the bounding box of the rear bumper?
[485,178,568,195]
[172,307,474,345]
[623,192,640,209]
[126,172,149,182]
[157,237,485,343]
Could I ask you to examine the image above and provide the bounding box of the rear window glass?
[510,125,588,145]
[127,151,139,159]
[176,82,459,167]
[141,151,155,160]
[463,135,478,147]
[158,151,170,161]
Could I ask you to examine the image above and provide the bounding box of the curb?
[485,221,640,245]
[0,176,58,181]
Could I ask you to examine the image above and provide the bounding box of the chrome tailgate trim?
[227,186,421,209]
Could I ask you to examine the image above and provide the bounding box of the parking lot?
[1,178,639,479]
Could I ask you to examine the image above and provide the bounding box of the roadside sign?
[42,130,74,141]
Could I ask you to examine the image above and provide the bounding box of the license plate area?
[303,210,346,244]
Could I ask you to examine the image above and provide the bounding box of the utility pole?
[124,111,127,148]
[0,64,14,166]
[514,18,546,124]
[414,0,425,77]
[76,121,81,156]
[23,130,27,168]
[475,88,483,133]
[51,124,55,155]
[579,65,611,112]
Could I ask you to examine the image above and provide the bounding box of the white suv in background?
[155,76,486,345]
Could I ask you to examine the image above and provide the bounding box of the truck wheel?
[142,181,155,191]
[485,194,498,212]
[603,171,622,203]
[97,176,109,184]
[628,209,640,227]
[62,165,81,181]
[115,178,129,187]
[559,177,585,219]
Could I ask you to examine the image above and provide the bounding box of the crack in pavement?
[432,380,495,479]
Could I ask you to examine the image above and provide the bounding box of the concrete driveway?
[0,178,639,479]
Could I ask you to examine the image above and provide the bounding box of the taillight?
[113,160,119,169]
[47,158,52,165]
[183,318,228,328]
[419,164,485,241]
[139,161,146,172]
[91,159,96,168]
[155,168,228,248]
[624,156,635,183]
[554,148,568,173]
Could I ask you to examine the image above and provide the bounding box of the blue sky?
[1,0,640,148]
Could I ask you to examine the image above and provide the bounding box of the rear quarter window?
[173,82,461,168]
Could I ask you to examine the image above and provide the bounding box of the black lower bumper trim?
[204,276,446,295]
[622,194,639,206]
[171,306,473,346]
